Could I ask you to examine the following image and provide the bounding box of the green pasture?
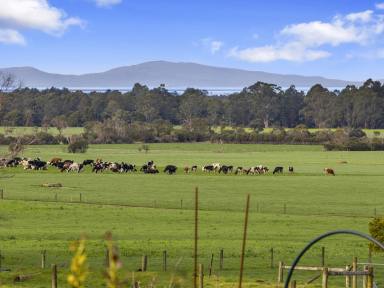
[0,143,383,287]
[1,126,384,139]
[0,127,84,137]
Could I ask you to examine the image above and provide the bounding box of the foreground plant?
[105,232,122,288]
[67,237,88,288]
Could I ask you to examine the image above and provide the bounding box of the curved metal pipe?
[284,230,384,288]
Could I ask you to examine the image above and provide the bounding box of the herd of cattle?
[0,157,336,176]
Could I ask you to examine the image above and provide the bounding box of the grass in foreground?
[0,143,383,287]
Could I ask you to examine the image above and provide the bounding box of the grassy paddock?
[0,143,383,287]
[1,126,384,138]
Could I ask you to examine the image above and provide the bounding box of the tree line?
[0,79,383,129]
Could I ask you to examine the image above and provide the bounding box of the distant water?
[36,86,345,95]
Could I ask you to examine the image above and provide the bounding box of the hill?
[0,61,359,88]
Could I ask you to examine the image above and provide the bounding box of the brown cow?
[49,157,62,165]
[324,168,335,176]
[184,166,190,173]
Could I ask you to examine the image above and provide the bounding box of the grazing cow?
[121,163,136,173]
[164,165,177,175]
[82,160,94,166]
[235,167,243,175]
[256,165,269,174]
[289,166,294,173]
[67,163,84,173]
[109,163,122,173]
[144,167,159,174]
[92,162,105,173]
[273,166,284,174]
[48,158,62,165]
[184,166,190,173]
[5,157,21,167]
[191,165,198,172]
[202,165,214,172]
[21,158,47,170]
[219,165,233,174]
[324,168,335,176]
[212,163,221,172]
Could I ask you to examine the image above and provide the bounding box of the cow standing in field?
[67,163,84,173]
[202,165,214,172]
[212,163,221,172]
[324,168,335,176]
[191,165,198,172]
[48,158,62,166]
[82,160,94,166]
[289,166,294,173]
[164,165,177,175]
[273,166,283,174]
[121,163,136,173]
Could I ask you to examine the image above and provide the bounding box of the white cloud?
[199,38,223,54]
[94,0,122,7]
[376,2,384,9]
[345,10,373,22]
[0,0,84,45]
[229,43,330,62]
[0,0,84,35]
[230,9,384,63]
[210,41,223,54]
[0,29,26,45]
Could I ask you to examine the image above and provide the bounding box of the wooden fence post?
[162,250,167,272]
[141,255,148,272]
[270,248,274,268]
[219,249,224,270]
[322,267,328,288]
[79,193,82,202]
[0,189,3,200]
[278,261,284,284]
[321,247,325,266]
[352,257,357,288]
[363,265,368,288]
[290,280,296,288]
[51,264,57,288]
[194,187,199,288]
[367,266,374,288]
[209,254,214,277]
[41,250,46,269]
[199,263,204,288]
[180,199,183,209]
[238,194,250,288]
[345,265,351,288]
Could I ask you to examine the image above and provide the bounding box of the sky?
[0,0,384,80]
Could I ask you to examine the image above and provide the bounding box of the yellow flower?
[67,237,88,288]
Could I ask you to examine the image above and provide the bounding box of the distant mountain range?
[0,61,363,89]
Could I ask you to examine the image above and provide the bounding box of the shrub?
[68,138,89,153]
[369,217,384,252]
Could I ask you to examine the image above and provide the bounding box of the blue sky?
[0,0,384,80]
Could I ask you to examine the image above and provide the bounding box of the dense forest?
[0,79,383,130]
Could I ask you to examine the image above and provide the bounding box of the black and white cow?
[273,166,284,174]
[164,165,177,175]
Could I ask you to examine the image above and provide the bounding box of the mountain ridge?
[0,61,363,88]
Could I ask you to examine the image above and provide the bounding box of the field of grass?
[1,126,384,139]
[0,127,84,137]
[0,143,384,287]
